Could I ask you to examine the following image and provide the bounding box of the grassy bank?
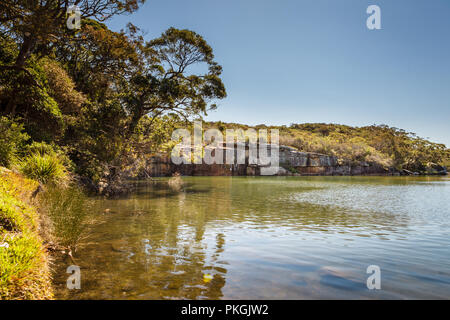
[0,167,53,299]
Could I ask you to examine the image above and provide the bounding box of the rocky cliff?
[139,145,401,177]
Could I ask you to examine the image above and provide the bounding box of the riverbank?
[0,168,53,299]
[92,146,447,197]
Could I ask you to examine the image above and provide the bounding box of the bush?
[279,127,396,167]
[19,153,68,185]
[0,117,29,168]
[25,141,73,170]
[24,141,59,157]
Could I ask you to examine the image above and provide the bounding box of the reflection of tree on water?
[130,185,228,300]
[55,179,230,299]
[54,177,416,299]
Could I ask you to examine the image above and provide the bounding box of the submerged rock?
[110,240,129,253]
[318,266,363,291]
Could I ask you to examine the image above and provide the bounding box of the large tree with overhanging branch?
[0,1,226,182]
[0,0,144,68]
[124,27,227,133]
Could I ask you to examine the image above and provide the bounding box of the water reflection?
[54,176,450,299]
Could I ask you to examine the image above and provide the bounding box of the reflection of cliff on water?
[160,176,411,236]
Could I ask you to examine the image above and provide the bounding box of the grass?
[0,163,91,299]
[38,184,92,250]
[0,167,53,299]
[19,153,67,185]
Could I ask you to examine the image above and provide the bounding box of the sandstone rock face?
[139,145,397,177]
[279,146,338,168]
[425,163,448,175]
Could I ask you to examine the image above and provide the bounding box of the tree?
[1,2,227,184]
[124,27,227,133]
[53,20,141,102]
[0,0,144,68]
[0,0,145,121]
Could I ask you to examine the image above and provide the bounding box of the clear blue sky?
[107,0,450,146]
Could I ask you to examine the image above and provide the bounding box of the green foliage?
[24,141,73,171]
[25,141,60,157]
[40,58,86,116]
[38,184,92,249]
[0,1,145,68]
[207,121,449,171]
[0,117,30,167]
[2,1,226,185]
[0,170,52,299]
[133,114,185,153]
[0,236,41,290]
[0,35,17,65]
[124,27,227,133]
[0,57,65,142]
[19,153,68,185]
[279,129,393,167]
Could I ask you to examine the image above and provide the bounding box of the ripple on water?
[53,176,450,299]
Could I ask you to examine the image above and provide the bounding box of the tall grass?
[38,185,92,251]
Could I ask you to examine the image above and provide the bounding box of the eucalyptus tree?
[124,27,227,133]
[0,0,145,121]
[0,0,144,68]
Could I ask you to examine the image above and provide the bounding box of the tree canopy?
[1,1,226,184]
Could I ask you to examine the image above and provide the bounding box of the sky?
[107,0,450,146]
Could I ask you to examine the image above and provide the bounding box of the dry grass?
[168,172,184,192]
[38,184,92,251]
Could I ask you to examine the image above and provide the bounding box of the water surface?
[54,176,450,299]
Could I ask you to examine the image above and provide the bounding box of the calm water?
[54,176,450,299]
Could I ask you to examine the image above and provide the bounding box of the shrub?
[24,141,58,157]
[19,153,68,185]
[280,129,393,167]
[0,117,29,168]
[24,141,73,170]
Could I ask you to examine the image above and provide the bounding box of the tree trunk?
[4,34,37,115]
[15,34,36,68]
